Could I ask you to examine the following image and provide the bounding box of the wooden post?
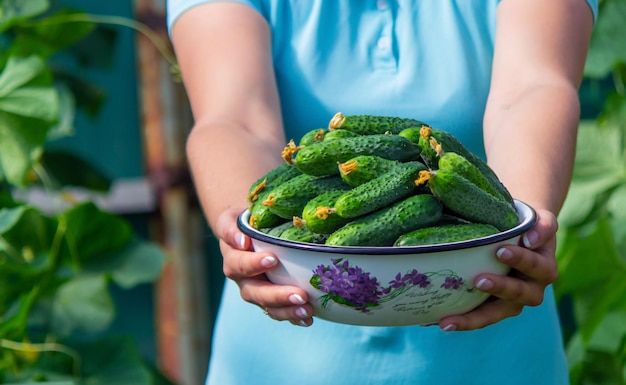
[132,1,211,384]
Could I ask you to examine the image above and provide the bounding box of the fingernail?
[476,278,494,290]
[442,324,456,332]
[496,247,513,261]
[523,230,538,248]
[289,293,306,305]
[295,307,309,318]
[235,232,246,249]
[298,320,309,327]
[261,255,277,268]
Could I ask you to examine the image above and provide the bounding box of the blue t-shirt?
[167,1,598,384]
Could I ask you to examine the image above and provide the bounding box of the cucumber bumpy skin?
[279,223,329,244]
[415,169,519,231]
[328,112,428,135]
[247,163,302,206]
[300,190,352,234]
[433,140,513,206]
[298,128,328,146]
[394,223,500,246]
[249,189,287,229]
[325,194,443,247]
[262,174,350,219]
[418,126,514,204]
[283,134,421,177]
[334,161,427,219]
[338,155,401,187]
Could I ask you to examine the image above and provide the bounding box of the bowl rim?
[238,199,537,255]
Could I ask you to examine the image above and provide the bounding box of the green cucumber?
[416,169,518,231]
[262,220,296,237]
[394,223,499,246]
[279,224,329,244]
[248,163,302,205]
[323,128,361,141]
[299,128,328,146]
[334,161,427,219]
[338,155,401,187]
[418,126,514,204]
[249,189,287,229]
[437,150,513,206]
[329,112,427,135]
[300,190,352,234]
[325,194,443,247]
[287,134,421,176]
[262,174,350,219]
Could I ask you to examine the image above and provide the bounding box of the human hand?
[437,208,559,331]
[215,208,314,327]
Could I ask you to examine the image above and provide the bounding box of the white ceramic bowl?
[238,200,536,326]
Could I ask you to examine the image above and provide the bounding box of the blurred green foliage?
[557,0,626,383]
[0,1,171,384]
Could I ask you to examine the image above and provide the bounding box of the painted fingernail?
[496,247,513,261]
[235,232,246,249]
[442,324,457,332]
[289,293,306,305]
[298,320,309,327]
[476,278,494,290]
[295,307,309,318]
[523,230,538,248]
[261,255,277,268]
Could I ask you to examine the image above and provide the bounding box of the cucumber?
[247,163,302,205]
[300,190,352,234]
[299,128,327,146]
[261,220,296,237]
[328,112,428,135]
[262,174,350,219]
[415,169,519,231]
[394,223,499,246]
[249,189,287,229]
[334,161,427,219]
[418,126,514,204]
[323,128,361,141]
[338,155,400,187]
[325,194,443,247]
[286,134,421,176]
[437,149,513,206]
[279,224,329,244]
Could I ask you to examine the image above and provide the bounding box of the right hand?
[215,208,315,327]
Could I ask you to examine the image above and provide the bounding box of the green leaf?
[584,0,626,78]
[83,239,166,289]
[556,218,626,295]
[0,205,27,234]
[61,202,133,263]
[10,10,94,59]
[51,274,114,336]
[0,86,58,121]
[0,0,49,33]
[0,111,48,185]
[608,184,626,220]
[0,286,39,339]
[0,55,46,97]
[573,276,626,342]
[46,82,75,140]
[586,311,626,353]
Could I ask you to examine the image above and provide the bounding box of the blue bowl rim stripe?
[237,200,537,255]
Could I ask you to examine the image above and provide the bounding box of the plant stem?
[0,338,81,378]
[22,13,179,71]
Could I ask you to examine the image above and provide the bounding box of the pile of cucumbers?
[246,112,519,247]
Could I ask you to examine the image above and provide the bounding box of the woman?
[167,1,596,383]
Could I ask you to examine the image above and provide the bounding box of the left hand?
[438,208,559,331]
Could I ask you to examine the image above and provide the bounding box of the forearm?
[483,84,580,214]
[187,120,286,229]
